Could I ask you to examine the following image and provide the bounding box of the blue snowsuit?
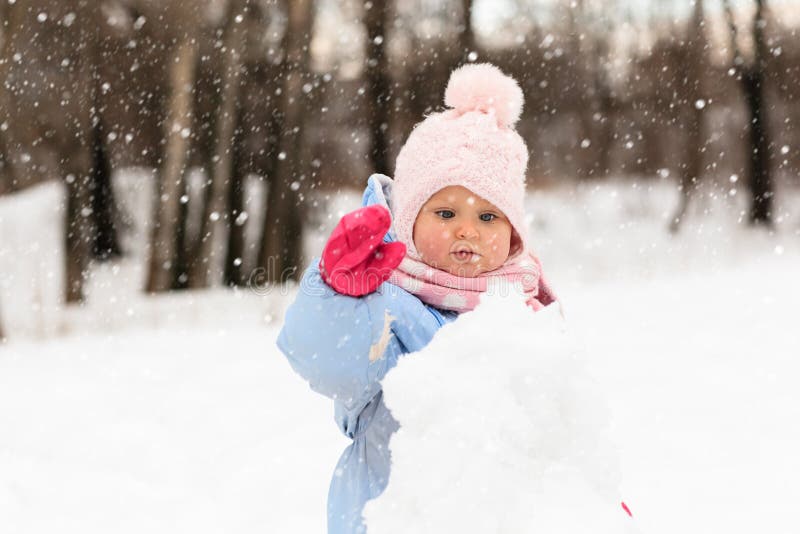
[276,174,459,533]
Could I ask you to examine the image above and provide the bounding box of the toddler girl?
[277,63,556,534]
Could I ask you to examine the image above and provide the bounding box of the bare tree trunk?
[173,175,192,289]
[745,0,773,225]
[188,0,249,289]
[0,62,9,194]
[66,4,97,303]
[595,69,615,178]
[224,144,246,286]
[722,0,773,226]
[146,39,199,293]
[571,0,598,179]
[364,0,392,175]
[460,0,476,59]
[90,119,121,260]
[568,0,617,179]
[0,127,9,195]
[258,0,311,283]
[670,0,707,233]
[64,152,94,303]
[1,1,97,302]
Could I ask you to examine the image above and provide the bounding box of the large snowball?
[364,285,634,533]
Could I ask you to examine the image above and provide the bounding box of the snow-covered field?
[1,176,799,532]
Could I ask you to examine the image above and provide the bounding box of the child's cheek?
[418,230,442,253]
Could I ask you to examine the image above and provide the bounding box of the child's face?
[412,186,514,277]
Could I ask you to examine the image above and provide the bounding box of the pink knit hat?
[392,63,530,260]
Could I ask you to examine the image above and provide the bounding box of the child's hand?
[319,205,406,297]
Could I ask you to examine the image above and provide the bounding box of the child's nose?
[456,222,479,240]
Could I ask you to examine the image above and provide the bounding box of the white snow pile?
[364,286,634,533]
[0,181,64,339]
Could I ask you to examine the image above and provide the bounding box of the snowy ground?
[1,176,799,532]
[570,253,800,534]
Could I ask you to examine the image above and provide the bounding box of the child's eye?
[436,210,455,219]
[480,213,497,222]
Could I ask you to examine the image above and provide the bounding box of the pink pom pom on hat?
[392,63,530,261]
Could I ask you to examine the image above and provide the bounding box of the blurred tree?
[222,128,247,286]
[145,46,199,291]
[571,0,616,179]
[0,131,8,196]
[723,0,774,226]
[90,114,122,260]
[97,0,283,290]
[0,0,98,303]
[459,0,475,60]
[144,1,206,292]
[94,1,171,171]
[768,16,800,184]
[2,0,799,311]
[635,31,679,179]
[364,0,392,175]
[258,0,311,283]
[188,0,250,289]
[670,0,708,233]
[225,1,285,286]
[395,0,469,143]
[0,0,6,199]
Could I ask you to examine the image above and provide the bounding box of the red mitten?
[319,205,406,297]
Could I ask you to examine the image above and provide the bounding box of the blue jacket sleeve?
[276,259,409,413]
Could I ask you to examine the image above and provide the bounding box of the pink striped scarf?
[387,251,556,313]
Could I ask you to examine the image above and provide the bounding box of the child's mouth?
[451,250,480,262]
